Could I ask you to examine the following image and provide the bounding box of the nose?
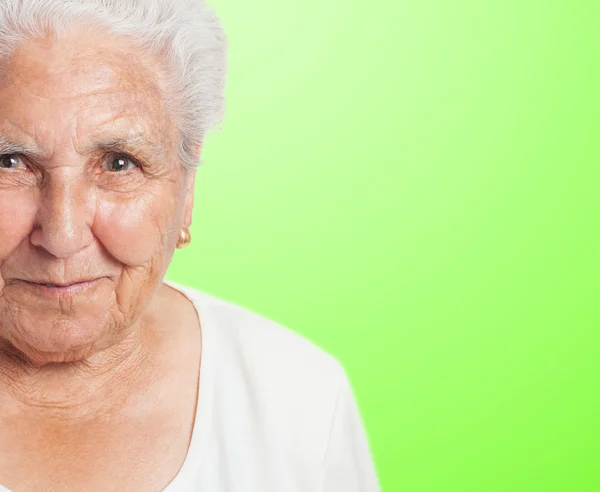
[30,170,94,258]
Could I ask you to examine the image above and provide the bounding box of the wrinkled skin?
[0,27,203,491]
[0,28,196,366]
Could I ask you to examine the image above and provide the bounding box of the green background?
[166,1,600,490]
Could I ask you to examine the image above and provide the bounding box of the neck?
[0,322,159,421]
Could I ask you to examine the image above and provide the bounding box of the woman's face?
[0,31,196,365]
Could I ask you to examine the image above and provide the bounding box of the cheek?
[0,193,37,260]
[93,191,181,266]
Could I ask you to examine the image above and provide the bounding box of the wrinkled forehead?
[0,29,174,157]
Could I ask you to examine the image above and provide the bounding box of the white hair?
[0,0,228,171]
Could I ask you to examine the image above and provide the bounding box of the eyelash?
[104,152,142,172]
[0,154,27,170]
[0,152,145,174]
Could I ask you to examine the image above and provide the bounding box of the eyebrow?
[88,133,164,156]
[0,135,46,159]
[0,133,165,163]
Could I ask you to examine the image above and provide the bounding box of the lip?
[18,278,104,298]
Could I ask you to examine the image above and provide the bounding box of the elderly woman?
[0,1,379,491]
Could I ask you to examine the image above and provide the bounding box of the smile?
[19,278,103,297]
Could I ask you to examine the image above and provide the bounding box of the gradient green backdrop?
[166,1,600,490]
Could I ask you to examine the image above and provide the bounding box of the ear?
[182,167,197,229]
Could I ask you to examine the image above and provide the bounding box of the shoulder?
[166,280,345,388]
[161,281,380,489]
[165,280,348,463]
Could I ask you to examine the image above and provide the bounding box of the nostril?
[29,222,93,259]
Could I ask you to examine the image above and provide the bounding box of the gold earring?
[177,227,191,249]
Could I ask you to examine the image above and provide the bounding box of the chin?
[3,313,115,367]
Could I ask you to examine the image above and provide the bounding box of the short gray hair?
[0,0,228,171]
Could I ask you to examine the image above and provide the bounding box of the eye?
[0,154,27,170]
[103,154,139,172]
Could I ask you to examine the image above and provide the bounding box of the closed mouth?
[43,281,89,287]
[28,279,101,288]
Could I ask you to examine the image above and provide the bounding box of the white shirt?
[0,280,381,492]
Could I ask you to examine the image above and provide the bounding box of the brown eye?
[104,154,138,172]
[0,154,26,170]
